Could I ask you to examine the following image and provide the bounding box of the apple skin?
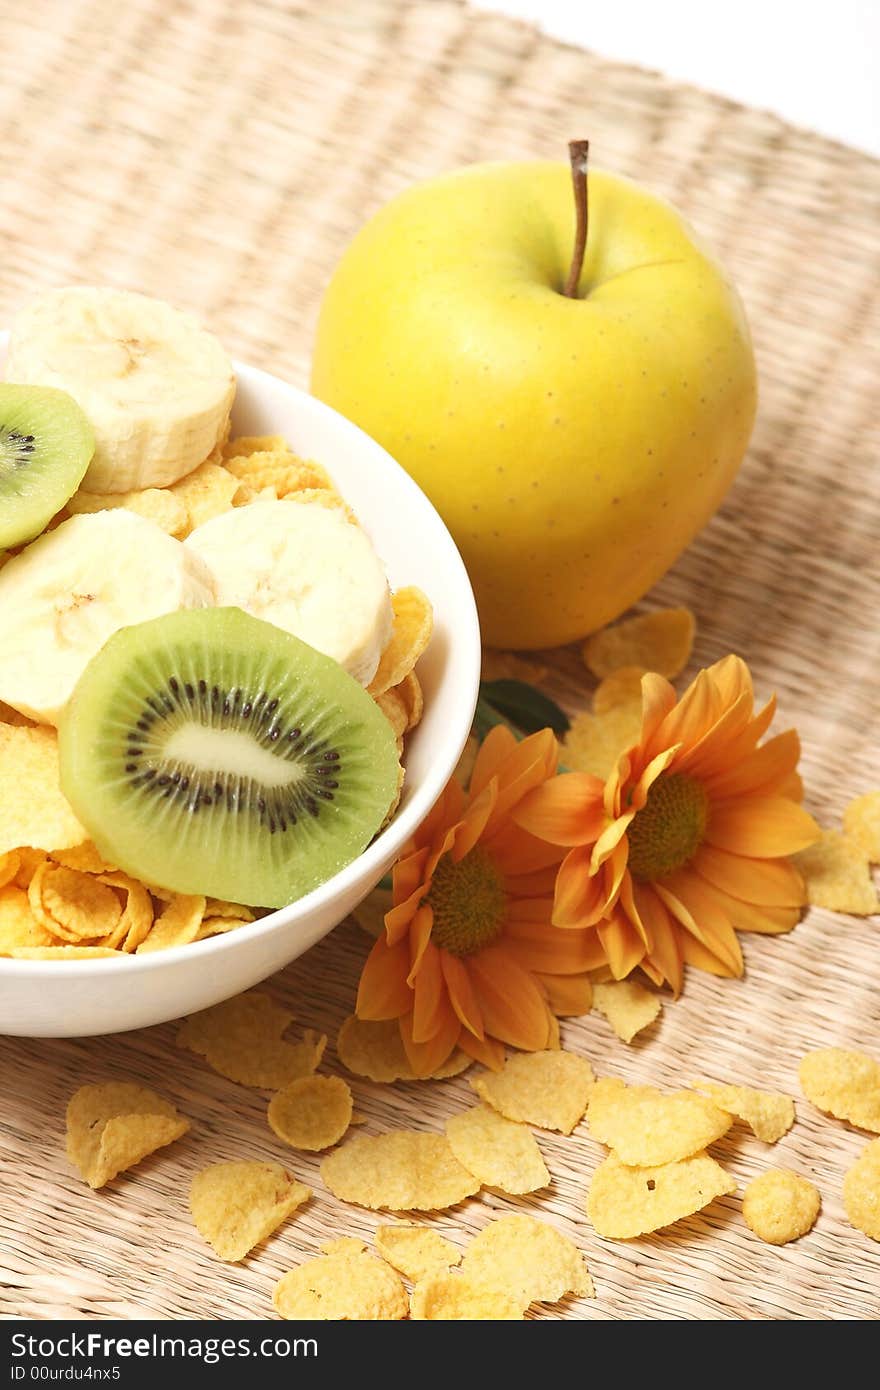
[311,162,757,649]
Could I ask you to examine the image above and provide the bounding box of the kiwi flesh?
[0,383,94,548]
[58,607,403,909]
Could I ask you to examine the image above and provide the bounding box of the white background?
[471,0,880,156]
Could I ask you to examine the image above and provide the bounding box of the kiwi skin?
[59,607,403,909]
[0,383,94,549]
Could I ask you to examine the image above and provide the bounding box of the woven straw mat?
[0,0,878,1322]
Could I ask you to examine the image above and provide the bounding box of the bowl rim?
[0,354,481,975]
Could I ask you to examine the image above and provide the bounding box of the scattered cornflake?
[0,726,87,855]
[593,980,661,1043]
[368,588,434,697]
[320,1237,367,1257]
[321,1131,480,1211]
[67,1082,189,1189]
[29,863,121,942]
[793,831,878,915]
[268,1074,353,1151]
[65,485,188,537]
[690,1080,795,1143]
[375,1225,461,1282]
[742,1169,820,1245]
[136,893,206,953]
[410,1273,522,1320]
[336,1015,469,1083]
[587,1150,736,1238]
[583,607,695,680]
[842,1138,880,1241]
[190,1160,310,1262]
[446,1105,549,1194]
[843,791,880,862]
[0,885,54,953]
[470,1050,594,1135]
[50,842,117,875]
[588,1077,731,1166]
[592,666,647,715]
[177,990,326,1089]
[480,650,548,685]
[799,1048,880,1132]
[562,705,642,781]
[168,460,240,532]
[461,1214,593,1309]
[273,1250,408,1320]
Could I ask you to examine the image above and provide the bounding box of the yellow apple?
[311,157,756,648]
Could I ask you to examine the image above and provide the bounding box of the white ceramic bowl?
[0,353,481,1037]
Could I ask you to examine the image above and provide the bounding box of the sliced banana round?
[0,510,215,725]
[6,287,235,494]
[186,499,393,686]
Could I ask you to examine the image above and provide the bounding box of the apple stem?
[562,139,589,299]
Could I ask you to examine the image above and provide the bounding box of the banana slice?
[0,510,215,725]
[6,287,235,494]
[186,499,393,686]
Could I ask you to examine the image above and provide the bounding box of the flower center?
[426,848,506,956]
[626,772,709,881]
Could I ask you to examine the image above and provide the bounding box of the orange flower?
[356,726,603,1076]
[515,656,820,994]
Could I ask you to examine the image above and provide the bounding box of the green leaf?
[477,678,570,737]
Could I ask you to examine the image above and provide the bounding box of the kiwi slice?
[59,607,403,909]
[0,383,94,549]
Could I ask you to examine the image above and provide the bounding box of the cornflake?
[588,1077,731,1166]
[375,1225,461,1282]
[690,1080,795,1143]
[336,1015,469,1083]
[321,1131,480,1211]
[471,1050,594,1135]
[588,1150,736,1238]
[842,1138,880,1241]
[67,1082,189,1189]
[190,1160,310,1262]
[273,1251,408,1321]
[843,791,880,862]
[593,980,661,1043]
[136,894,206,953]
[799,1048,880,1132]
[461,1214,593,1308]
[410,1273,522,1321]
[446,1105,549,1194]
[562,705,642,781]
[368,588,433,696]
[177,990,326,1089]
[0,725,87,855]
[742,1169,820,1245]
[583,607,695,679]
[793,831,878,915]
[268,1074,353,1151]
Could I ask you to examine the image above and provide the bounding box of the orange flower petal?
[505,865,561,896]
[691,844,806,907]
[655,876,744,977]
[457,1030,506,1070]
[392,845,429,906]
[535,972,594,1016]
[702,729,801,800]
[513,772,606,846]
[674,688,753,779]
[468,946,553,1050]
[452,778,498,861]
[399,1006,461,1077]
[649,668,716,759]
[706,796,820,858]
[692,881,801,935]
[411,941,446,1043]
[589,812,634,873]
[679,932,738,978]
[506,897,555,926]
[488,823,567,875]
[440,952,485,1039]
[356,934,413,1020]
[469,724,518,797]
[486,730,561,831]
[619,872,652,950]
[629,744,679,812]
[407,904,435,981]
[596,912,647,979]
[697,694,777,778]
[553,847,612,928]
[631,881,683,996]
[639,673,678,751]
[504,920,608,974]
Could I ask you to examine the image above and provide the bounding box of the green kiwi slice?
[58,607,403,909]
[0,383,94,548]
